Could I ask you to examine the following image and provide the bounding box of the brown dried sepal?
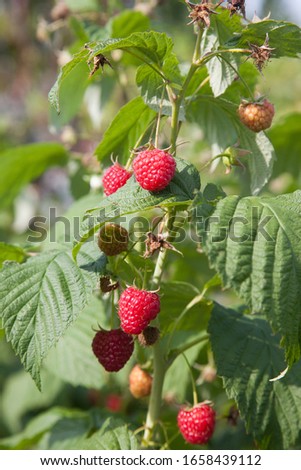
[248,34,275,72]
[227,0,246,19]
[227,405,240,426]
[85,44,113,77]
[185,1,223,29]
[138,326,160,347]
[100,276,119,293]
[144,232,182,258]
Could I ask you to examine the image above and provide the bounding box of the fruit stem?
[182,353,199,407]
[198,48,251,64]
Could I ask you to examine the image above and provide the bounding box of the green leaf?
[197,190,301,365]
[1,370,62,433]
[163,340,206,401]
[110,10,151,38]
[269,113,301,181]
[49,61,89,128]
[94,97,156,163]
[0,407,74,450]
[47,192,105,247]
[239,131,276,196]
[73,158,201,257]
[0,143,68,207]
[227,20,301,58]
[209,304,301,449]
[187,96,276,195]
[136,53,184,118]
[202,10,243,97]
[44,296,108,389]
[78,418,138,450]
[49,49,89,113]
[49,31,173,114]
[0,243,27,269]
[160,281,212,335]
[0,244,106,388]
[87,31,173,67]
[3,409,138,450]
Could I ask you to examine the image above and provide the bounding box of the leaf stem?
[168,333,209,365]
[198,48,251,65]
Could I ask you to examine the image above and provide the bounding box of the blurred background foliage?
[0,0,300,449]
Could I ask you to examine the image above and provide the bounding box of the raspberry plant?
[1,0,301,451]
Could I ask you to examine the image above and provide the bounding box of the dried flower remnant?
[227,0,246,19]
[185,0,223,28]
[85,44,113,77]
[144,232,182,258]
[248,34,275,72]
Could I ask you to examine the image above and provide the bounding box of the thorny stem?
[168,26,203,153]
[143,26,205,447]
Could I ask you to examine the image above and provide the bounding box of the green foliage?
[269,113,301,182]
[110,10,151,38]
[197,191,301,365]
[0,143,68,207]
[44,296,109,389]
[227,21,301,58]
[94,97,156,163]
[0,407,137,450]
[202,10,243,97]
[2,0,301,451]
[0,243,27,269]
[0,245,106,388]
[209,304,301,449]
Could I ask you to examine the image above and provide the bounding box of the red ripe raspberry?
[177,403,216,445]
[133,148,176,192]
[102,163,131,196]
[105,394,123,412]
[129,365,153,399]
[238,99,275,132]
[118,287,160,334]
[92,328,134,372]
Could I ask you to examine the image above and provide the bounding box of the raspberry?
[133,148,176,192]
[98,223,129,256]
[238,99,275,132]
[129,365,153,398]
[118,287,160,335]
[177,403,216,445]
[102,163,131,196]
[105,394,123,412]
[138,326,160,347]
[92,328,134,372]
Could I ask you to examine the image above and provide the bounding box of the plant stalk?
[143,26,205,447]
